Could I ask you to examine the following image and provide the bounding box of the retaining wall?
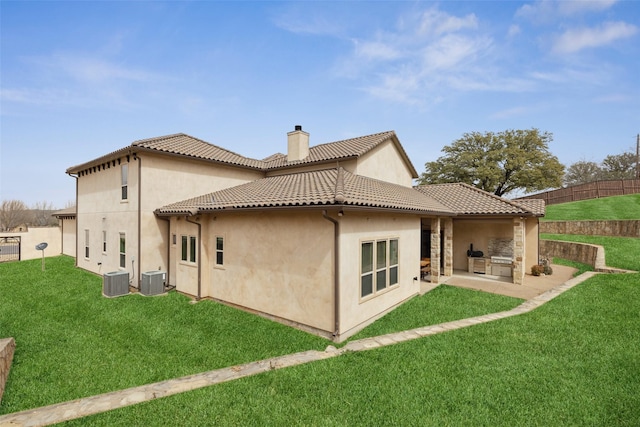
[0,338,15,404]
[540,220,640,237]
[540,240,632,273]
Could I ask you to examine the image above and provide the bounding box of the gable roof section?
[415,183,543,216]
[52,206,76,219]
[156,168,452,216]
[131,133,264,169]
[67,133,263,173]
[262,131,419,177]
[66,130,417,176]
[511,198,546,216]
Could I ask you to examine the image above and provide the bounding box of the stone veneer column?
[443,218,453,277]
[513,217,525,285]
[430,218,441,284]
[0,337,16,404]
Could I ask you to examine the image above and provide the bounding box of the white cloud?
[416,8,478,36]
[516,0,618,22]
[508,24,521,37]
[354,40,402,61]
[553,21,638,54]
[489,106,530,119]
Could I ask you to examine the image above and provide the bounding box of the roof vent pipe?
[287,125,310,162]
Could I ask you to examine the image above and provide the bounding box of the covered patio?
[421,263,578,300]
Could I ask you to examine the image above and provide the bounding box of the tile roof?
[156,168,453,216]
[262,131,418,177]
[415,183,543,216]
[131,133,264,169]
[511,199,546,216]
[67,130,417,176]
[52,206,76,218]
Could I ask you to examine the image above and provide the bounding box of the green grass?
[0,256,328,414]
[541,233,640,272]
[64,273,640,426]
[543,193,640,221]
[0,256,518,416]
[349,285,522,340]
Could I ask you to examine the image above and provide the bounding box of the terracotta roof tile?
[511,199,546,216]
[262,131,418,177]
[415,183,541,216]
[156,168,452,216]
[132,133,263,169]
[67,130,418,176]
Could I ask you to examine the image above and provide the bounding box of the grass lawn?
[541,233,640,272]
[543,193,640,221]
[64,273,640,426]
[0,256,519,416]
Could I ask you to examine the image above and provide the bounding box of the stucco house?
[67,127,544,341]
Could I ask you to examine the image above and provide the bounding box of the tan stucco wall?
[75,157,139,278]
[60,218,76,257]
[0,227,62,261]
[524,217,540,272]
[355,140,415,187]
[337,212,421,339]
[172,211,335,333]
[74,152,263,282]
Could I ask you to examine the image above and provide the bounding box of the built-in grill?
[491,256,513,265]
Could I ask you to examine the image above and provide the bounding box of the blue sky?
[2,0,639,208]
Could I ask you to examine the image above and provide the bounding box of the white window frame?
[215,236,224,267]
[180,235,197,265]
[121,164,128,201]
[360,238,399,300]
[84,229,90,259]
[119,233,126,269]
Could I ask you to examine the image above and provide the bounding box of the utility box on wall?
[141,271,166,296]
[103,271,129,297]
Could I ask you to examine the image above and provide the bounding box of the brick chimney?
[287,125,309,161]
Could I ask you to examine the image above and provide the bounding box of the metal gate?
[0,236,21,262]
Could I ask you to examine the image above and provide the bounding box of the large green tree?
[418,129,564,196]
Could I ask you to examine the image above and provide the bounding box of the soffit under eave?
[155,204,455,218]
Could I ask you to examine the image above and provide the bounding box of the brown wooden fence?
[516,179,640,205]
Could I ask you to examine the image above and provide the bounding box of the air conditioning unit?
[103,271,130,297]
[141,271,166,296]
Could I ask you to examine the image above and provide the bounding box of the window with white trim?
[119,233,126,268]
[121,164,128,200]
[215,236,224,266]
[361,238,399,298]
[181,235,197,264]
[84,229,90,259]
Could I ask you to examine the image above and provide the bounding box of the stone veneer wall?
[540,240,599,268]
[0,338,16,404]
[540,220,640,238]
[430,218,441,283]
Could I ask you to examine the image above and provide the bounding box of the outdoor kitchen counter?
[468,257,513,277]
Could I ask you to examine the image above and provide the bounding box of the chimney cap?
[294,125,302,131]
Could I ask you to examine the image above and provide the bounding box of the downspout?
[185,216,202,300]
[157,216,171,286]
[322,210,340,339]
[136,154,142,289]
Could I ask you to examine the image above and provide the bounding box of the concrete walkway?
[0,271,597,427]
